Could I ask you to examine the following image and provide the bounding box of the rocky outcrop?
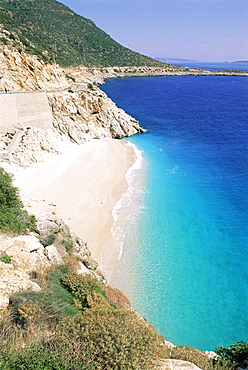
[1,127,70,166]
[156,359,203,369]
[0,43,145,165]
[65,64,248,87]
[47,88,145,144]
[0,213,100,311]
[0,46,70,92]
[37,212,99,272]
[0,234,49,309]
[0,87,144,165]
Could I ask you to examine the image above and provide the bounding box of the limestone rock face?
[0,46,70,92]
[156,359,203,370]
[44,245,63,265]
[203,351,219,360]
[47,88,145,144]
[0,234,49,309]
[0,213,100,311]
[0,44,145,166]
[5,127,70,166]
[36,213,99,271]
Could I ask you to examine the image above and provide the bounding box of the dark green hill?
[0,0,166,67]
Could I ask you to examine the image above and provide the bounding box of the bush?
[170,345,236,370]
[61,240,73,255]
[61,272,106,308]
[0,167,37,234]
[10,267,80,331]
[65,74,75,82]
[40,234,56,247]
[55,307,165,369]
[9,33,16,40]
[0,37,8,45]
[0,345,79,370]
[216,341,248,368]
[4,265,165,369]
[0,254,12,264]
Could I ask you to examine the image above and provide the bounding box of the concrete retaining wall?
[0,92,53,133]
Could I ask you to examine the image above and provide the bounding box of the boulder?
[44,245,63,264]
[0,295,9,310]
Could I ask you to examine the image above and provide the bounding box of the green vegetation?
[65,74,76,82]
[61,271,109,309]
[216,341,248,368]
[0,266,166,369]
[0,0,169,68]
[170,345,235,370]
[61,239,73,255]
[0,167,36,234]
[0,345,76,370]
[10,266,80,327]
[0,263,246,369]
[0,254,12,264]
[40,233,56,247]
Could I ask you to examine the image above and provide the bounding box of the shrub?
[0,36,8,45]
[10,268,80,331]
[65,74,76,82]
[0,254,12,264]
[9,33,16,40]
[216,341,248,368]
[40,234,56,247]
[0,167,37,234]
[55,306,165,369]
[170,345,235,370]
[0,345,79,370]
[61,240,73,255]
[61,272,106,308]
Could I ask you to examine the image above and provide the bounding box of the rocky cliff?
[0,46,70,92]
[0,43,146,306]
[0,212,101,310]
[0,43,232,370]
[48,88,144,143]
[0,44,145,166]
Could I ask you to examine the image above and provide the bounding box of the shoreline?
[6,137,142,281]
[101,140,146,283]
[65,65,248,90]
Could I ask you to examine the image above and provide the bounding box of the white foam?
[102,141,147,280]
[166,165,178,176]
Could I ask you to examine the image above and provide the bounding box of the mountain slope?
[0,0,166,67]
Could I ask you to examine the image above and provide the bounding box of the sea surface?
[162,60,248,72]
[100,63,248,351]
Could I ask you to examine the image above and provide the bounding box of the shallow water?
[101,72,248,350]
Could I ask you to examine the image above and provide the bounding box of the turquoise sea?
[100,64,248,351]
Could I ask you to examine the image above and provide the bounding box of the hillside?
[0,0,168,67]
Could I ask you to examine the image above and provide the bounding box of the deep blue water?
[100,72,248,351]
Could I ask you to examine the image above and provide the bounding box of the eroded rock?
[156,359,203,370]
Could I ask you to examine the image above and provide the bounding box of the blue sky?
[59,0,248,62]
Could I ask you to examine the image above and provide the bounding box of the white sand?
[10,138,136,273]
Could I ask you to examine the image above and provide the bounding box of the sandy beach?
[8,138,137,279]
